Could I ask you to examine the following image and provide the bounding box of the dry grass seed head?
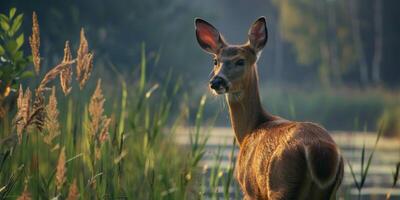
[89,79,105,137]
[60,41,73,95]
[44,86,60,145]
[79,53,94,89]
[76,28,93,89]
[56,147,66,191]
[15,86,32,143]
[29,12,40,75]
[76,28,88,82]
[99,117,111,144]
[66,179,79,200]
[95,117,111,160]
[37,61,75,94]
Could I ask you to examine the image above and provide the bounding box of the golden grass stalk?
[99,117,111,144]
[66,179,79,200]
[95,117,110,160]
[95,147,101,160]
[17,86,31,126]
[37,60,76,94]
[89,79,105,138]
[76,29,88,80]
[43,86,60,145]
[79,53,93,89]
[14,85,48,142]
[29,12,40,75]
[56,147,66,191]
[15,86,31,143]
[89,79,111,160]
[60,41,73,95]
[76,28,93,89]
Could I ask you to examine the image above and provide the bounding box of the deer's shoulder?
[245,120,334,148]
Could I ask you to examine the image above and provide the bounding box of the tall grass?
[0,13,214,199]
[347,119,386,199]
[0,53,211,199]
[386,162,400,200]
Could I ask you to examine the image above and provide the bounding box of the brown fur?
[195,17,344,199]
[227,62,343,199]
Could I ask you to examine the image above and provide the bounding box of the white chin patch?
[212,87,227,95]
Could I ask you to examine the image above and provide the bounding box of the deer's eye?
[236,59,245,66]
[213,59,218,66]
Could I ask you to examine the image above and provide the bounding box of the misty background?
[2,0,400,133]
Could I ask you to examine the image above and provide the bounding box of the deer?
[194,17,344,200]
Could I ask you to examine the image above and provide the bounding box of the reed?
[347,120,386,199]
[29,12,40,75]
[0,12,215,199]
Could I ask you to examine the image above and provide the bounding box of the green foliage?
[0,8,32,98]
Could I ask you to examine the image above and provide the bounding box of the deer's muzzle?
[209,76,229,94]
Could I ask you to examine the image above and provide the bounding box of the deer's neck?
[226,65,274,146]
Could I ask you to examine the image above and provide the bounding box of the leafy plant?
[0,8,33,117]
[0,8,33,95]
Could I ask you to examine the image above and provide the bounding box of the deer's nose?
[209,76,227,90]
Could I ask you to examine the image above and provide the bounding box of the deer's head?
[195,17,268,95]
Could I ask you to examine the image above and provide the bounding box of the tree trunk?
[327,1,341,85]
[372,0,383,84]
[348,0,369,86]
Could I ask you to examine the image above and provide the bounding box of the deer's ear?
[248,17,268,52]
[195,18,225,54]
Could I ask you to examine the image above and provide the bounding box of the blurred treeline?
[273,0,397,87]
[2,0,400,133]
[2,0,399,88]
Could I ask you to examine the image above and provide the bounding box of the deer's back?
[235,120,340,199]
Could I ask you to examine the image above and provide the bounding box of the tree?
[371,0,383,84]
[272,0,358,86]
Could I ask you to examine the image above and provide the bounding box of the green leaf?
[16,34,24,49]
[139,42,146,93]
[19,70,34,79]
[0,20,9,31]
[360,143,365,175]
[0,45,4,55]
[14,51,23,60]
[0,14,8,23]
[347,160,360,190]
[10,14,23,35]
[5,40,17,55]
[9,8,16,19]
